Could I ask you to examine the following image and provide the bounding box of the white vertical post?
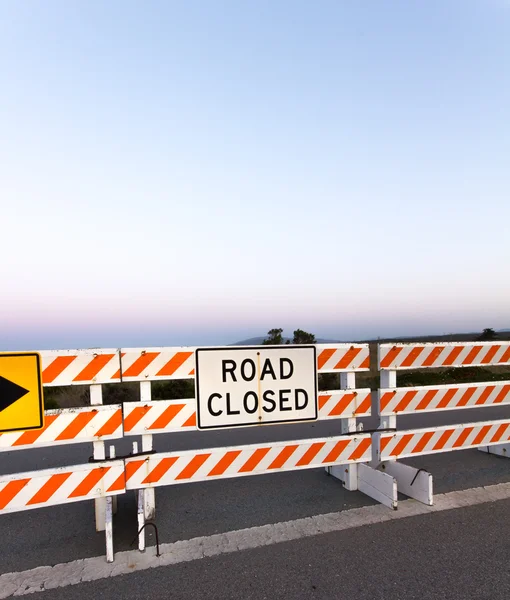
[340,371,358,490]
[140,381,156,520]
[326,371,359,489]
[109,445,118,515]
[105,496,114,563]
[379,370,397,430]
[90,384,107,531]
[372,369,397,467]
[137,489,146,552]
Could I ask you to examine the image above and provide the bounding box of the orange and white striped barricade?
[0,461,125,562]
[120,343,386,548]
[36,349,124,532]
[371,341,510,508]
[125,435,372,551]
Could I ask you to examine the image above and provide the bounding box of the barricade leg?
[381,461,433,505]
[326,374,359,489]
[137,489,146,552]
[91,384,107,531]
[105,496,114,563]
[478,444,510,458]
[140,382,156,520]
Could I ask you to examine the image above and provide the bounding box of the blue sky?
[1,1,509,350]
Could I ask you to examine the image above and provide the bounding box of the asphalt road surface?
[1,400,510,598]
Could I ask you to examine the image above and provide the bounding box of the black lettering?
[226,392,240,415]
[222,360,237,382]
[207,393,223,417]
[260,358,277,380]
[279,389,292,411]
[280,358,294,380]
[262,390,276,412]
[240,358,256,381]
[243,391,258,414]
[295,389,308,410]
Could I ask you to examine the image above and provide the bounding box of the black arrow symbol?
[0,376,30,413]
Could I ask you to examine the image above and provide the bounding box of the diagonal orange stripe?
[239,448,271,472]
[380,347,403,369]
[268,445,299,469]
[27,472,72,505]
[328,394,355,417]
[394,390,419,413]
[42,356,76,384]
[123,353,160,378]
[318,395,331,410]
[390,434,414,457]
[323,439,351,463]
[0,479,30,510]
[334,348,361,370]
[441,346,463,366]
[111,352,125,380]
[494,384,510,404]
[208,451,242,476]
[380,392,396,412]
[296,442,325,466]
[106,467,125,492]
[12,415,58,446]
[317,348,336,371]
[183,412,197,427]
[360,356,370,369]
[455,387,477,407]
[354,394,371,415]
[401,347,424,368]
[55,412,96,441]
[462,346,483,365]
[499,347,510,364]
[490,423,510,444]
[69,467,108,498]
[379,436,392,455]
[176,454,211,480]
[422,346,445,367]
[415,389,438,411]
[348,437,371,461]
[411,431,435,454]
[95,409,122,437]
[142,457,179,484]
[436,388,458,409]
[475,386,496,406]
[481,345,501,364]
[149,404,185,430]
[472,425,492,446]
[156,352,193,377]
[124,459,146,482]
[452,427,474,448]
[73,355,116,382]
[317,349,336,370]
[123,405,151,433]
[432,429,455,451]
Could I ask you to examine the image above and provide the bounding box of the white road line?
[2,481,510,598]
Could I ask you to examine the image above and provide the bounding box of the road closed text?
[195,347,317,429]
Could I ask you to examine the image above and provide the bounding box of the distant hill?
[233,336,340,346]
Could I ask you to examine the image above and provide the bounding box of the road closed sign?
[195,346,317,429]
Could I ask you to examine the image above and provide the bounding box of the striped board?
[124,435,372,489]
[0,406,123,452]
[0,461,125,514]
[41,349,122,386]
[379,420,510,461]
[379,381,510,416]
[379,342,510,370]
[122,390,372,436]
[37,344,370,386]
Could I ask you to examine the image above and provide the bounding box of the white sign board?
[196,346,318,429]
